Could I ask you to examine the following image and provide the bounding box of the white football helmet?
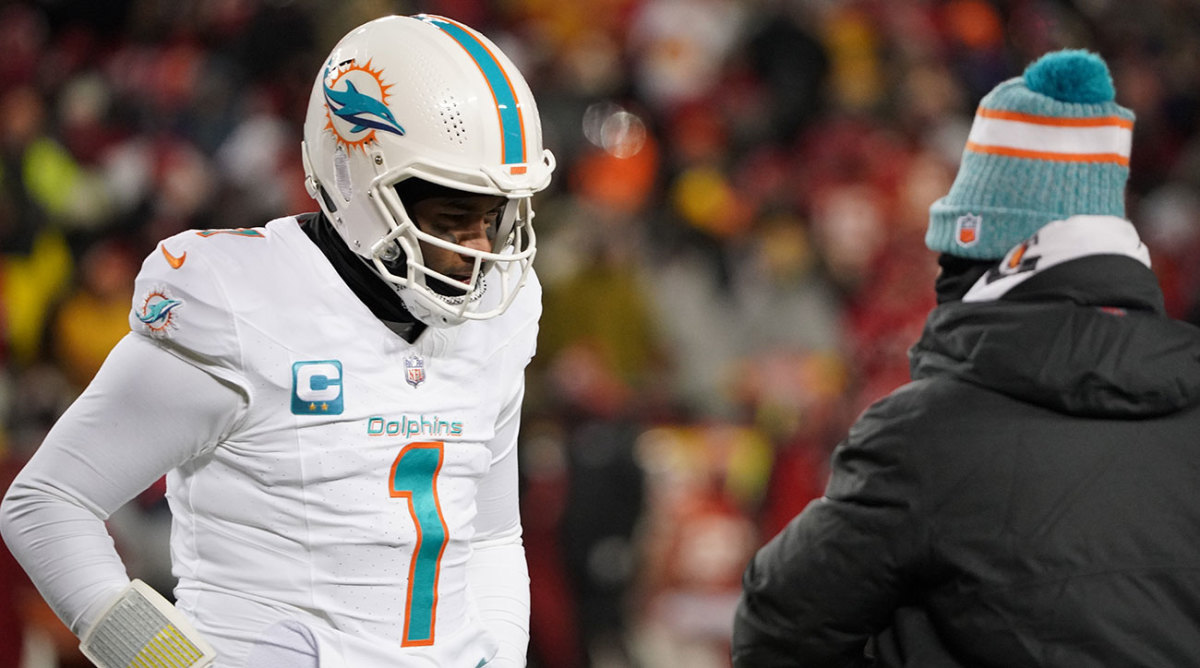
[301,14,555,326]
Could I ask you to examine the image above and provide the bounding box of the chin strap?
[80,580,217,668]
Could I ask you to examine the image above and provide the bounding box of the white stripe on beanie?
[966,109,1132,166]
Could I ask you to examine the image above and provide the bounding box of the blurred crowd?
[1,0,1199,666]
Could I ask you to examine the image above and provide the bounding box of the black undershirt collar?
[298,212,428,343]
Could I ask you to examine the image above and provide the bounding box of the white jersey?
[0,216,539,668]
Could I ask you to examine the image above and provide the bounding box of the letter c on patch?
[292,360,344,415]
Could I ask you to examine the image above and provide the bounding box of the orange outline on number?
[388,441,449,647]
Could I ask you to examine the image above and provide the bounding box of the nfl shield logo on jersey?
[405,355,426,388]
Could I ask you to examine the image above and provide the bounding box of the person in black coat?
[732,49,1200,668]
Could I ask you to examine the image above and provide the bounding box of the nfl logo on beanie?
[926,49,1135,260]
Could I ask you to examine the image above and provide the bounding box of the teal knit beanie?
[927,49,1136,259]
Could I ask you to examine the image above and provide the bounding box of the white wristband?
[80,579,217,668]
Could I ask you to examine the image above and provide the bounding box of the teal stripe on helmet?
[421,16,526,165]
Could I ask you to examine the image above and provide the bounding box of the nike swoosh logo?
[161,244,187,269]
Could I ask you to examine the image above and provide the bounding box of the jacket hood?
[910,217,1200,418]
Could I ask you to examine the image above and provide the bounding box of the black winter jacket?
[732,247,1200,667]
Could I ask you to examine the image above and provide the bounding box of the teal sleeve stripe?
[422,16,526,165]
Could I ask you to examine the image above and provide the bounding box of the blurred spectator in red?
[632,424,765,668]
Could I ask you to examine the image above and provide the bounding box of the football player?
[0,14,554,668]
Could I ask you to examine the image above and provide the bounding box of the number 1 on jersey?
[389,442,448,647]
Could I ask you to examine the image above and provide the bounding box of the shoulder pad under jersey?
[129,226,271,379]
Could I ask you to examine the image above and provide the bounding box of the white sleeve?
[468,375,530,667]
[0,333,246,636]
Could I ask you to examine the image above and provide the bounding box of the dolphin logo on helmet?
[324,76,406,138]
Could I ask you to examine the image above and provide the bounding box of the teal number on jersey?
[389,442,448,647]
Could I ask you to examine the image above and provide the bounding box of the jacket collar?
[910,217,1200,417]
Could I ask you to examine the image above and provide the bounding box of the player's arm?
[0,333,246,662]
[731,397,928,668]
[469,373,531,667]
